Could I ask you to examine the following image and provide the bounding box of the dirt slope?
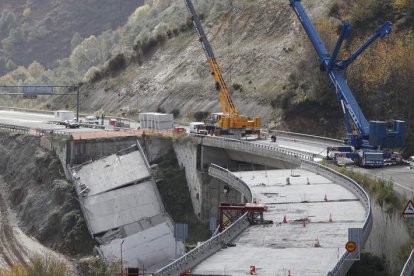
[0,132,94,256]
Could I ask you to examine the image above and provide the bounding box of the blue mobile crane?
[288,0,405,167]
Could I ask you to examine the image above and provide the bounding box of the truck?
[54,110,75,125]
[189,122,208,135]
[185,0,260,138]
[54,110,75,121]
[289,0,405,167]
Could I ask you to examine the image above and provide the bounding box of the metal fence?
[401,249,414,276]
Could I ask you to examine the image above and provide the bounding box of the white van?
[409,156,414,169]
[85,115,100,125]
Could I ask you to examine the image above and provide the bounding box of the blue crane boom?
[288,0,405,163]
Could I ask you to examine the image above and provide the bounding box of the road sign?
[345,228,362,260]
[346,241,356,252]
[21,86,54,95]
[402,200,414,217]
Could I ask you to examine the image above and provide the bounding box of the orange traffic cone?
[307,177,310,185]
[329,213,333,223]
[324,194,328,202]
[283,215,288,223]
[288,269,291,276]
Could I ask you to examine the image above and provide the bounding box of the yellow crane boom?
[184,0,260,130]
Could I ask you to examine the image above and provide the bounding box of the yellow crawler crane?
[185,0,260,136]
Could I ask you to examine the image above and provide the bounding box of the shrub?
[171,108,180,118]
[157,106,166,113]
[232,83,242,91]
[107,54,126,74]
[193,111,210,121]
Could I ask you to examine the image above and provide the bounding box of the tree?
[70,35,103,72]
[70,32,83,51]
[5,59,17,72]
[0,11,17,37]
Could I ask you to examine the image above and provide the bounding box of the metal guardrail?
[190,133,312,165]
[154,212,249,276]
[208,163,253,203]
[0,122,73,138]
[156,135,371,276]
[273,130,343,144]
[301,159,372,276]
[0,123,30,134]
[154,164,251,276]
[401,249,414,276]
[0,120,370,275]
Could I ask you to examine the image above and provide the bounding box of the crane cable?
[228,0,233,98]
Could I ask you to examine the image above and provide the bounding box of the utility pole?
[76,85,80,122]
[120,239,125,276]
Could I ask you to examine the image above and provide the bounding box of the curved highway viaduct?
[0,109,372,275]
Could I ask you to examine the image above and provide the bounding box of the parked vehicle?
[64,119,80,129]
[85,115,100,125]
[409,156,414,169]
[189,122,208,135]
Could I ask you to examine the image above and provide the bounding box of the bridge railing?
[190,133,313,164]
[208,163,253,203]
[401,249,414,276]
[191,135,371,276]
[154,212,249,276]
[0,122,30,134]
[272,130,343,144]
[301,159,372,276]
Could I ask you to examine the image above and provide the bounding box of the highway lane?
[255,134,414,197]
[255,135,343,157]
[1,109,412,195]
[357,165,414,196]
[0,110,105,134]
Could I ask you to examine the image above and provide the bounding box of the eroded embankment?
[0,132,94,256]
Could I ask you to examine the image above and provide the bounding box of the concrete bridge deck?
[193,169,366,275]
